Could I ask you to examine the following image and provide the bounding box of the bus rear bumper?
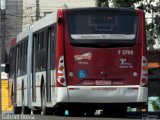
[57,86,148,103]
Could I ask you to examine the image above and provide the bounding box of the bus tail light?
[140,56,148,86]
[57,56,66,87]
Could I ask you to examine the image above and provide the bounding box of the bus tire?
[13,107,21,114]
[54,108,65,116]
[33,110,42,114]
[85,107,95,117]
[67,105,85,117]
[103,105,127,117]
[52,104,65,116]
[69,108,85,117]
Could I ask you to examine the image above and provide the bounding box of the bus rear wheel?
[69,107,85,117]
[33,110,42,114]
[102,105,127,117]
[13,106,21,114]
[54,107,65,116]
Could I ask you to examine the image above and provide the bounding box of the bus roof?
[32,10,57,33]
[67,7,139,13]
[17,27,29,43]
[16,10,58,43]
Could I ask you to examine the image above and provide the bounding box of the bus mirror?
[58,17,63,25]
[5,64,10,73]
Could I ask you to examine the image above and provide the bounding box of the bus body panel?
[67,86,148,103]
[16,75,27,107]
[65,45,142,86]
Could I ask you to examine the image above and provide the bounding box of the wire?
[0,13,24,18]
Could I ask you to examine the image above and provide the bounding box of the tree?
[95,0,109,7]
[96,0,142,7]
[142,0,160,49]
[112,0,142,7]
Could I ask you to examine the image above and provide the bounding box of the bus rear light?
[59,66,64,71]
[57,73,64,76]
[140,56,148,86]
[59,78,65,83]
[57,56,66,87]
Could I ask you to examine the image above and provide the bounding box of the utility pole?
[36,0,40,21]
[1,0,6,63]
[0,0,6,114]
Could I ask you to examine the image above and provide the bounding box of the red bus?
[7,7,148,116]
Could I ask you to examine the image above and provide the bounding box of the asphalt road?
[0,114,142,120]
[1,112,159,120]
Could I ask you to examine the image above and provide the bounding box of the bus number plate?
[95,80,111,85]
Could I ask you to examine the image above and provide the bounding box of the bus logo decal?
[78,70,87,78]
[119,58,133,69]
[74,52,92,61]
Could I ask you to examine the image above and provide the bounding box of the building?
[6,0,23,49]
[22,0,95,30]
[0,0,23,62]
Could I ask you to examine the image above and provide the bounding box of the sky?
[40,0,95,8]
[24,0,96,10]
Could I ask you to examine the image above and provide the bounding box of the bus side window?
[49,26,56,69]
[40,30,46,71]
[37,33,40,51]
[24,39,28,74]
[11,47,16,78]
[42,30,47,70]
[21,42,24,75]
[20,43,23,76]
[17,45,20,76]
[40,31,44,49]
[34,33,39,72]
[8,48,12,75]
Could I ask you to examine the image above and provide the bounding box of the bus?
[6,7,148,116]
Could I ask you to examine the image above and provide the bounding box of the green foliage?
[95,0,109,7]
[148,97,160,112]
[151,99,160,112]
[154,15,160,41]
[112,0,141,7]
[144,0,160,46]
[147,23,156,45]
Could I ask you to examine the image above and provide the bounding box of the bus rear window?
[68,12,138,43]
